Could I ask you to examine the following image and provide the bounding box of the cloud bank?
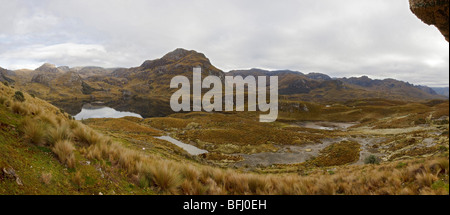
[0,0,448,87]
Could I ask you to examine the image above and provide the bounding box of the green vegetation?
[0,76,449,195]
[364,155,380,165]
[312,141,361,167]
[13,91,25,102]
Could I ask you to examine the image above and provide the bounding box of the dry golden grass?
[149,163,182,194]
[72,124,104,146]
[20,117,47,146]
[40,173,53,185]
[0,96,8,105]
[312,140,361,167]
[46,122,72,146]
[52,140,76,169]
[3,81,448,195]
[11,101,29,115]
[78,121,448,195]
[72,171,84,188]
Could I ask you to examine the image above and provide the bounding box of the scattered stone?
[305,149,313,152]
[2,167,23,186]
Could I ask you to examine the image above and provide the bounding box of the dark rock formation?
[307,73,332,81]
[409,0,449,42]
[31,74,54,86]
[0,67,15,83]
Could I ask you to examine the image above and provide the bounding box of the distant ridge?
[432,87,450,97]
[1,48,446,102]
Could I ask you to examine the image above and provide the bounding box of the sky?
[0,0,448,87]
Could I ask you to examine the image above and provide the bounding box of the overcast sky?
[0,0,448,87]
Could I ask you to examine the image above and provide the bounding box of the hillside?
[433,87,450,97]
[1,81,449,195]
[228,68,445,102]
[1,49,446,111]
[0,67,15,84]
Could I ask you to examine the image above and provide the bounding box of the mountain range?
[1,48,447,112]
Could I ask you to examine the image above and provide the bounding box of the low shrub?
[365,155,380,164]
[13,91,25,102]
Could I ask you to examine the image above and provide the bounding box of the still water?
[156,136,208,156]
[74,104,142,120]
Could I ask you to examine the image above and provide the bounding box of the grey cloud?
[0,0,448,87]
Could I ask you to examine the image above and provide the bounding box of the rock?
[303,105,309,112]
[305,149,313,152]
[31,74,54,86]
[409,0,449,42]
[2,167,23,186]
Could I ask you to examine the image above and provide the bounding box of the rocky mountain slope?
[433,87,450,97]
[0,67,15,84]
[228,68,445,101]
[0,48,446,114]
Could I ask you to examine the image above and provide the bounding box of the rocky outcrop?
[307,73,332,81]
[409,0,449,42]
[0,67,15,83]
[31,74,54,86]
[36,63,63,74]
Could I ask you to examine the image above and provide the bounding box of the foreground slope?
[1,82,449,195]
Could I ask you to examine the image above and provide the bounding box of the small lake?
[74,104,143,120]
[156,136,208,156]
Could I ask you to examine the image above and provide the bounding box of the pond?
[53,98,174,119]
[156,136,208,156]
[74,104,143,120]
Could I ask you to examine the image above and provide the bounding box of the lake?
[74,104,143,120]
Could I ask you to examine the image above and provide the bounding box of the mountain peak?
[36,63,62,73]
[140,48,210,70]
[161,48,199,61]
[37,63,56,69]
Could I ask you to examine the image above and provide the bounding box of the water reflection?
[52,98,174,119]
[74,104,142,120]
[156,136,208,156]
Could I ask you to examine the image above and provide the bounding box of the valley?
[0,48,449,195]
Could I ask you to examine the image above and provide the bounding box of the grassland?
[1,82,449,195]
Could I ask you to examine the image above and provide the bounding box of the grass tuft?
[52,140,76,169]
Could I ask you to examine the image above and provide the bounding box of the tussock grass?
[149,163,182,194]
[72,171,84,189]
[73,125,105,146]
[11,101,29,115]
[38,114,58,128]
[3,82,448,195]
[20,117,46,146]
[0,96,7,105]
[52,140,76,169]
[47,123,72,146]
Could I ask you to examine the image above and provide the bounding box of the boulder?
[410,0,449,42]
